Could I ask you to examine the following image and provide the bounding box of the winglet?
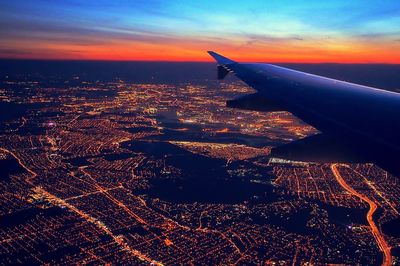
[207,51,235,65]
[208,51,235,79]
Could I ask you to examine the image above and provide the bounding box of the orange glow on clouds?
[2,33,399,63]
[1,0,400,63]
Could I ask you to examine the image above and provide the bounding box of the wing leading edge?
[208,51,400,177]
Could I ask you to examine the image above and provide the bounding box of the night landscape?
[1,1,400,265]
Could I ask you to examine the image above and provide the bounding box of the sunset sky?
[1,0,400,62]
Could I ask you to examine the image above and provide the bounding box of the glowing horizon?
[1,0,400,63]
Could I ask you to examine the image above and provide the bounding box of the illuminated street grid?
[0,80,399,265]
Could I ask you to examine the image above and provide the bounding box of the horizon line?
[1,57,399,65]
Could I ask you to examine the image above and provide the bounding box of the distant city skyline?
[1,0,400,62]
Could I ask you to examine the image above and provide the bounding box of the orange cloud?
[1,35,399,63]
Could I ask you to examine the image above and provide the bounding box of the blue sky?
[0,0,399,62]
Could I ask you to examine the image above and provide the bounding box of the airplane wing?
[208,51,400,177]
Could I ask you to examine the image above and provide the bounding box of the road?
[0,147,163,265]
[330,164,392,266]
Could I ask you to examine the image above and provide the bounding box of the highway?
[331,164,392,266]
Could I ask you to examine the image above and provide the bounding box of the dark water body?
[323,204,368,226]
[37,110,64,117]
[252,207,314,235]
[0,157,26,180]
[64,157,92,167]
[16,123,46,136]
[0,101,53,135]
[103,152,134,161]
[392,246,400,257]
[64,152,137,166]
[122,140,184,157]
[382,217,400,237]
[0,207,65,228]
[1,60,400,91]
[126,126,158,134]
[252,203,369,235]
[0,101,44,122]
[145,175,277,204]
[0,102,26,122]
[124,140,278,204]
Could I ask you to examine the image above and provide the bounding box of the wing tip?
[207,51,235,65]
